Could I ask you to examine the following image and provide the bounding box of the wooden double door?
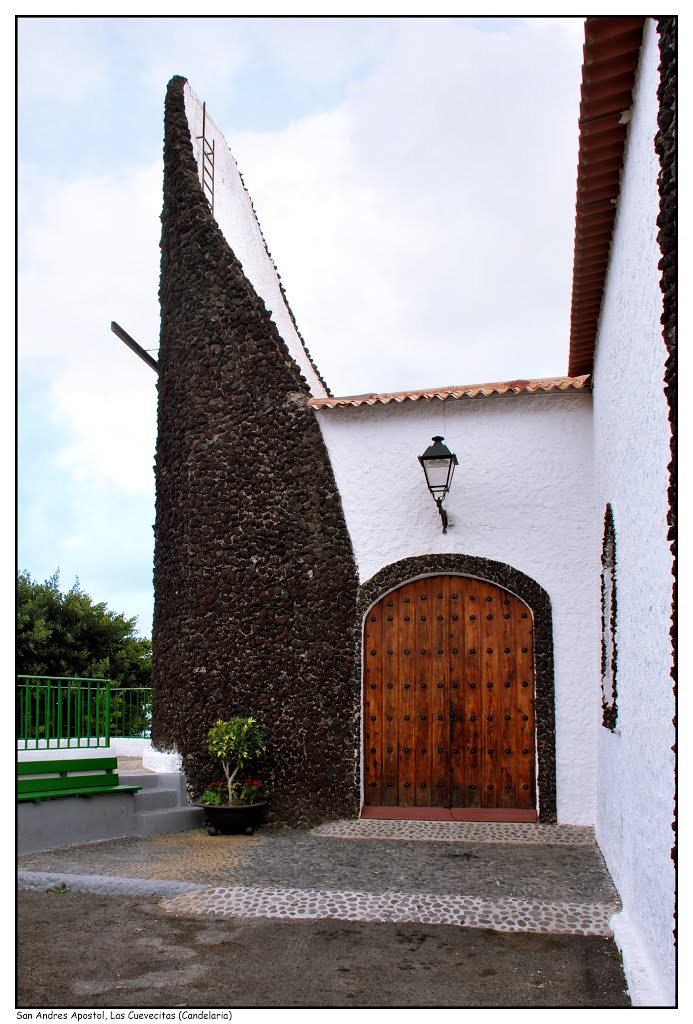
[363,575,536,811]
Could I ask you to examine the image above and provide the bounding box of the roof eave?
[307,375,591,410]
[567,16,646,378]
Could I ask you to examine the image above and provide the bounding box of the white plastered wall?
[315,391,599,825]
[590,19,675,1006]
[183,83,327,398]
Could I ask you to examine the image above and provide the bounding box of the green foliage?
[207,717,266,805]
[199,785,224,806]
[16,570,151,686]
[208,717,266,766]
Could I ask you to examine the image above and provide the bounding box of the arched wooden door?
[363,575,536,813]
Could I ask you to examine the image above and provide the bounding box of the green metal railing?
[17,676,112,750]
[16,677,154,749]
[110,687,152,738]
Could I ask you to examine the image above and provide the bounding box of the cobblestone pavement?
[18,819,620,938]
[313,818,597,844]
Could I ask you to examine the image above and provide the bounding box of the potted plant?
[196,717,270,835]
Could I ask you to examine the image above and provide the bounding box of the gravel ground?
[18,889,630,1009]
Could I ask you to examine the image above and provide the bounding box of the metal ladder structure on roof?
[196,101,215,214]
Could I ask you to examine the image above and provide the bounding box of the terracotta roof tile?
[568,16,646,377]
[307,375,591,409]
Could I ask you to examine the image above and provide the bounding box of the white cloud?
[249,16,395,86]
[19,161,161,494]
[17,17,112,104]
[231,17,584,394]
[123,18,252,104]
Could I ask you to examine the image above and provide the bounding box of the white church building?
[149,16,675,1006]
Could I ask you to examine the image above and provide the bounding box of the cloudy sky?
[17,14,587,638]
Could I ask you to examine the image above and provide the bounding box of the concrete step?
[133,787,180,812]
[134,806,204,837]
[124,771,201,836]
[119,772,186,798]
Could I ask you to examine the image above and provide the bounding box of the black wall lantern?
[419,436,458,534]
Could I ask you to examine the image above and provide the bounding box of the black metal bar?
[110,322,159,373]
[209,139,215,214]
[436,497,449,534]
[195,101,215,213]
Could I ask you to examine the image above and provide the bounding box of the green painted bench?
[17,757,141,803]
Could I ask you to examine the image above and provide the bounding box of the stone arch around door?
[356,554,556,822]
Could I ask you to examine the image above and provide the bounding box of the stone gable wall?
[152,76,360,826]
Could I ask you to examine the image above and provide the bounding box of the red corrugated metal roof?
[307,375,590,409]
[568,16,646,377]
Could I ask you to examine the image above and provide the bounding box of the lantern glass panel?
[423,459,451,492]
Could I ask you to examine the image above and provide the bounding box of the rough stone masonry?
[153,75,360,825]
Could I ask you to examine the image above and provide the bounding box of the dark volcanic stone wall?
[152,76,360,826]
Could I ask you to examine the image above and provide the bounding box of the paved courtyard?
[17,816,630,1008]
[19,819,619,935]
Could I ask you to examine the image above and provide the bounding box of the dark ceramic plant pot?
[197,800,269,836]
